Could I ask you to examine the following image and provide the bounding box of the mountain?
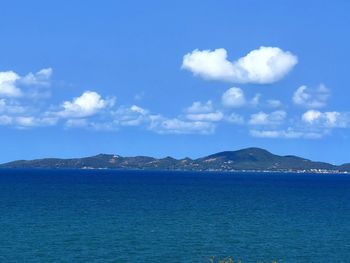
[197,148,335,171]
[339,163,350,172]
[0,147,346,173]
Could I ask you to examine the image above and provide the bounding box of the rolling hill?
[0,147,346,173]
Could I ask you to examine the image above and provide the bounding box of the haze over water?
[0,169,349,262]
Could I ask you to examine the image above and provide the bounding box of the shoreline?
[0,167,349,175]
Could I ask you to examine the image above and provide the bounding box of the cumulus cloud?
[0,115,12,125]
[65,118,88,128]
[3,64,350,140]
[267,99,282,108]
[58,91,115,118]
[0,99,26,114]
[182,46,298,84]
[248,109,350,139]
[129,105,149,115]
[301,110,350,128]
[184,100,223,122]
[6,116,58,128]
[222,87,246,107]
[111,104,218,134]
[249,110,286,125]
[14,116,57,128]
[149,116,215,134]
[293,84,330,108]
[301,110,321,123]
[0,68,53,99]
[250,129,325,139]
[225,113,244,124]
[0,71,21,97]
[186,111,223,122]
[64,118,117,131]
[64,104,151,131]
[62,99,221,134]
[185,100,214,113]
[21,68,53,99]
[113,105,150,126]
[0,67,56,128]
[21,68,52,86]
[250,93,261,107]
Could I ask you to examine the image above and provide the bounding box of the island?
[1,147,349,174]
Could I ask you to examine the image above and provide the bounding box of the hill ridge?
[0,147,348,173]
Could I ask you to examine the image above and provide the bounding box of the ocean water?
[0,169,349,263]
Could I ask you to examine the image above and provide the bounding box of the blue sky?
[1,0,350,164]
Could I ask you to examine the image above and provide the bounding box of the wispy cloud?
[186,111,223,122]
[113,105,150,126]
[185,100,214,113]
[250,129,326,139]
[225,113,244,124]
[149,117,215,135]
[267,99,282,108]
[249,110,286,126]
[293,84,330,108]
[184,100,223,122]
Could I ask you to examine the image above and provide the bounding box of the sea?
[0,169,349,263]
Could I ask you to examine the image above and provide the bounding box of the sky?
[0,0,350,164]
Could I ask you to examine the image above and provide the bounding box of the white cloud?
[250,129,324,139]
[0,68,53,99]
[186,100,213,113]
[64,118,118,131]
[301,109,322,123]
[0,71,22,97]
[149,116,215,134]
[113,105,150,126]
[113,105,218,134]
[65,118,88,128]
[293,84,330,108]
[1,113,63,128]
[113,104,219,134]
[15,116,57,127]
[182,46,297,84]
[184,100,223,122]
[250,93,261,107]
[21,68,52,86]
[301,110,349,128]
[0,115,12,125]
[267,99,282,108]
[186,111,223,122]
[15,117,38,127]
[225,113,244,124]
[58,91,114,118]
[0,99,26,114]
[21,68,53,99]
[249,110,350,139]
[249,110,286,125]
[130,105,148,115]
[222,87,246,107]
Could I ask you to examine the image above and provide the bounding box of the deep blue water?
[0,169,349,262]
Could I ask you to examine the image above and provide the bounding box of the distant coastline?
[1,147,350,174]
